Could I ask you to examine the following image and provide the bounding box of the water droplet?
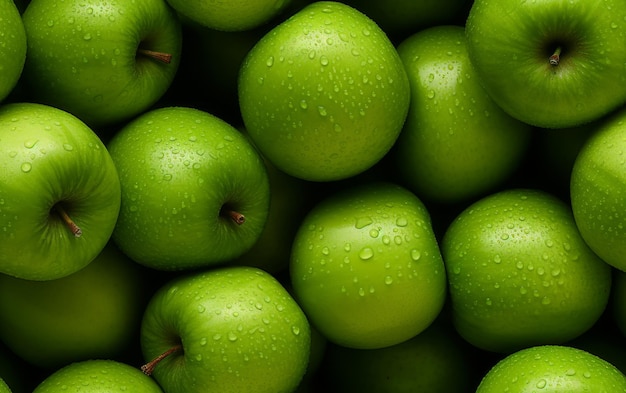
[200,337,207,346]
[197,305,206,313]
[411,249,421,261]
[427,90,435,99]
[396,217,408,227]
[291,326,300,335]
[266,56,274,67]
[565,368,576,376]
[24,139,38,149]
[359,247,374,260]
[47,20,54,27]
[321,247,330,255]
[369,229,379,238]
[20,162,32,173]
[320,55,329,66]
[299,100,308,109]
[228,332,238,342]
[63,144,74,151]
[355,216,373,229]
[83,33,92,41]
[317,106,328,116]
[536,379,547,389]
[384,276,393,285]
[213,333,222,341]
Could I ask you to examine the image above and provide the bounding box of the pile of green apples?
[3,0,626,392]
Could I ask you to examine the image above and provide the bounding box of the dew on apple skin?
[359,247,374,260]
[20,162,32,173]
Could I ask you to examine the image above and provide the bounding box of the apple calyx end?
[549,46,562,66]
[138,48,173,64]
[141,344,183,376]
[55,205,83,238]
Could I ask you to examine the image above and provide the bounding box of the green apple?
[442,188,612,353]
[139,266,311,393]
[476,345,626,392]
[0,241,147,369]
[0,102,120,280]
[571,107,626,272]
[22,0,182,128]
[238,1,410,181]
[465,0,626,128]
[166,0,293,32]
[290,182,447,349]
[0,0,27,103]
[107,106,270,271]
[317,316,473,392]
[393,25,533,204]
[32,359,164,393]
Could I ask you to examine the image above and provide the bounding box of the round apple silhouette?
[140,266,311,393]
[290,182,447,349]
[442,188,612,353]
[465,0,626,128]
[0,0,26,103]
[394,25,532,203]
[32,359,164,393]
[21,0,183,128]
[476,345,626,392]
[107,106,270,271]
[0,102,121,281]
[239,1,410,181]
[165,0,294,32]
[0,242,147,370]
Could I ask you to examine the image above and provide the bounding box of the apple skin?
[476,345,626,392]
[166,0,293,32]
[21,0,182,128]
[442,188,612,353]
[0,241,147,370]
[0,102,121,281]
[107,106,270,271]
[140,266,311,393]
[465,0,626,128]
[0,0,27,103]
[238,1,410,181]
[290,182,447,349]
[394,25,533,204]
[571,108,626,272]
[32,359,164,393]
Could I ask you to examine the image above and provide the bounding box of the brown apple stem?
[226,210,246,225]
[138,48,173,64]
[549,46,562,66]
[55,205,82,238]
[141,344,183,376]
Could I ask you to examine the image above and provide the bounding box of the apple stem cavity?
[226,210,246,225]
[141,344,183,376]
[549,47,562,66]
[55,205,82,238]
[137,48,173,64]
